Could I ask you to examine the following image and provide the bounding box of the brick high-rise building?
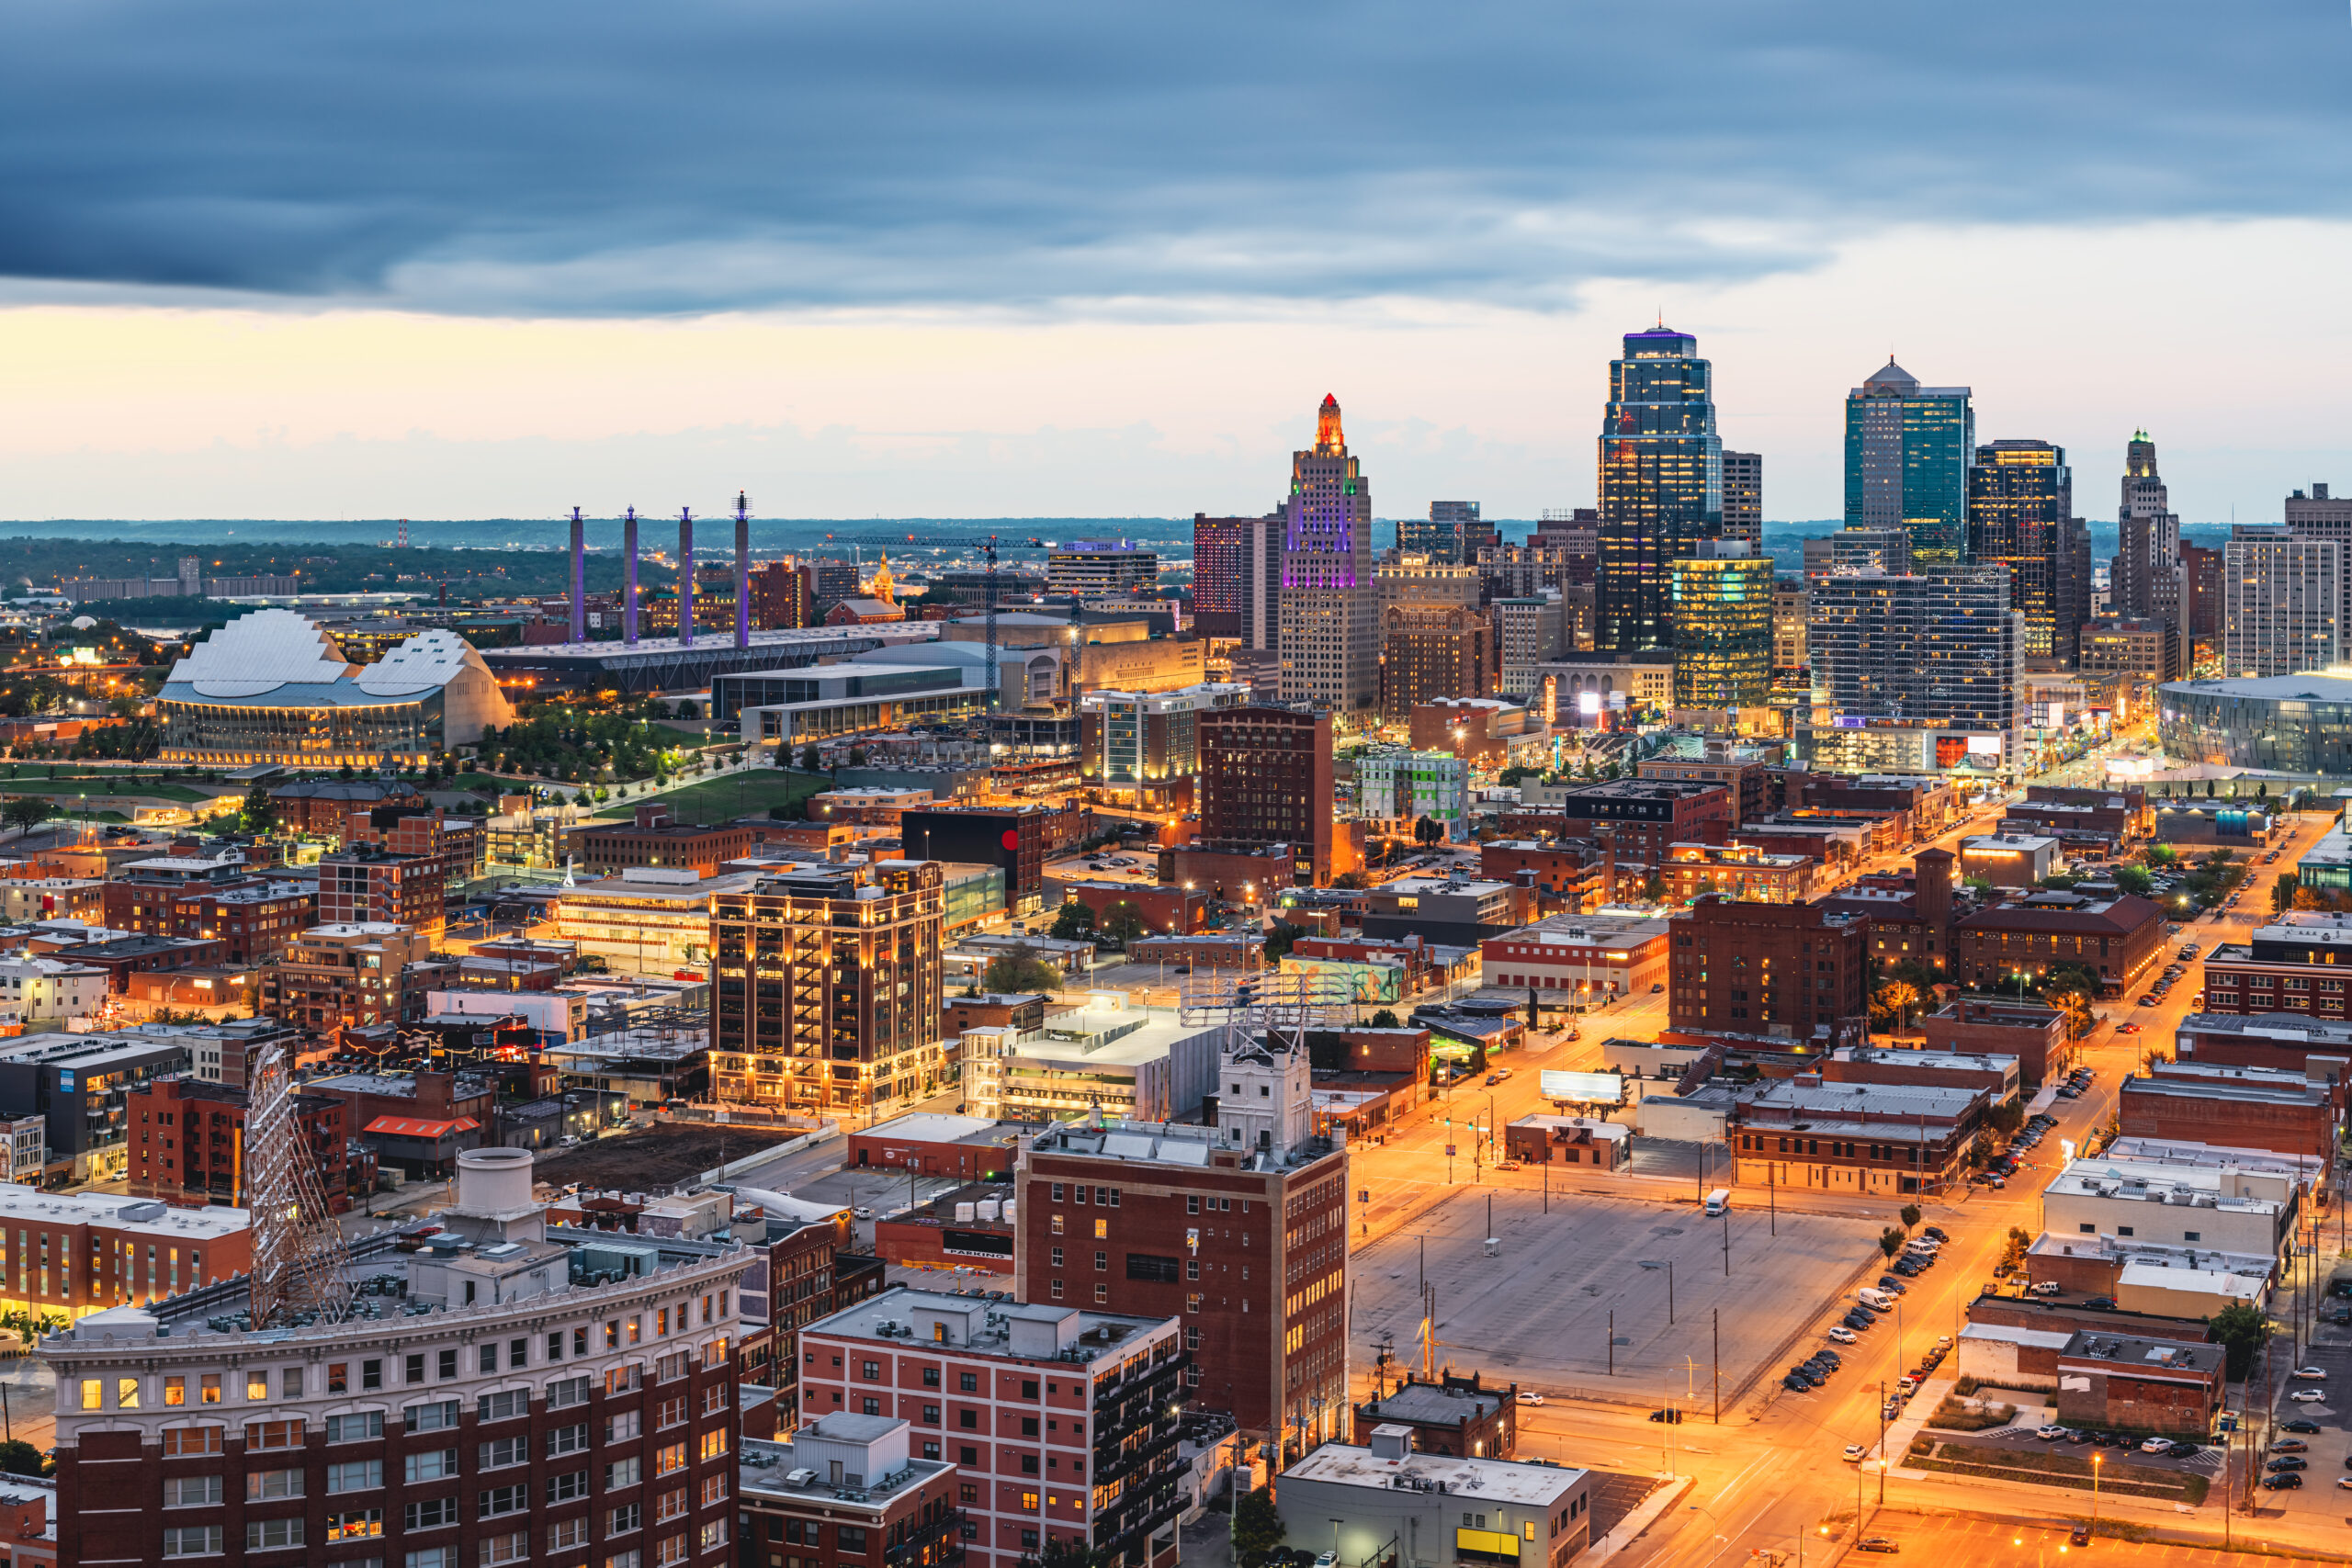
[128,1075,356,1212]
[1192,514,1277,641]
[749,559,815,629]
[258,921,434,1040]
[1277,396,1378,712]
[318,807,478,937]
[1668,895,1870,1048]
[1379,604,1493,717]
[1013,1030,1347,1448]
[798,1290,1188,1568]
[1196,705,1336,886]
[710,861,945,1118]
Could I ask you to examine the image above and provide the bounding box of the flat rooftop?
[1356,1381,1505,1425]
[1283,1439,1584,1504]
[2059,1332,2222,1375]
[862,1111,1001,1145]
[805,1286,1170,1365]
[1743,1079,1984,1120]
[0,1186,247,1242]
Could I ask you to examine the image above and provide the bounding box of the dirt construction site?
[526,1122,806,1193]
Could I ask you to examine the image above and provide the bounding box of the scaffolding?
[245,1038,353,1326]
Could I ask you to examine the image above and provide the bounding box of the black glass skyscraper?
[1598,325,1722,651]
[1967,439,2092,666]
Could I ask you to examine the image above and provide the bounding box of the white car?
[1515,1391,1544,1406]
[2035,1425,2069,1440]
[1842,1444,1868,1463]
[2141,1436,2174,1453]
[2292,1367,2327,1381]
[2290,1389,2325,1404]
[1827,1326,1859,1344]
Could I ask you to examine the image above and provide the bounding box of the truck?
[1703,1188,1731,1217]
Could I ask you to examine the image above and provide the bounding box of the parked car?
[2290,1388,2325,1404]
[2030,1281,2063,1296]
[1876,1277,1908,1294]
[2291,1366,2327,1381]
[1827,1326,1858,1344]
[1853,1539,1902,1554]
[2141,1437,2174,1453]
[2070,1525,2091,1547]
[2263,1472,2305,1489]
[2281,1418,2323,1433]
[2166,1441,2199,1458]
[2271,1438,2309,1453]
[2035,1425,2069,1440]
[2081,1296,2116,1312]
[1843,1444,1867,1463]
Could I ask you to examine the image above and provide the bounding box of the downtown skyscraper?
[1597,324,1723,650]
[1967,438,2092,665]
[1277,394,1378,711]
[1844,359,1974,565]
[2110,432,2184,629]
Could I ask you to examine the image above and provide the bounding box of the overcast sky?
[2,1,2347,524]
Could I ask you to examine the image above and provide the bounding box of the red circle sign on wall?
[1001,829,1021,852]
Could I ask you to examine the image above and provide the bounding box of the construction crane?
[984,534,1000,715]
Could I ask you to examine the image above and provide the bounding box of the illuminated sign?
[1541,1069,1624,1105]
[55,1071,74,1092]
[1966,736,2003,756]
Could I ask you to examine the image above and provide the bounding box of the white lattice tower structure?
[246,1040,352,1326]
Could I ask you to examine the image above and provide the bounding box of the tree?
[1963,874,1995,898]
[1263,921,1305,961]
[0,1438,40,1477]
[1899,1203,1923,1233]
[1871,979,1922,1032]
[1232,1487,1286,1568]
[1367,1009,1401,1029]
[1330,868,1371,891]
[2207,1300,2270,1382]
[2145,843,2178,867]
[238,779,277,834]
[0,796,53,838]
[1877,1226,1907,1259]
[799,744,823,773]
[1098,903,1148,949]
[2041,965,2101,1042]
[980,950,1062,997]
[2113,864,2154,897]
[1985,1099,2026,1136]
[1498,764,1540,786]
[1048,901,1097,942]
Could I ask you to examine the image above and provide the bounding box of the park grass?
[591,769,824,823]
[0,776,209,803]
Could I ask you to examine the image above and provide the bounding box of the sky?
[1,1,2348,525]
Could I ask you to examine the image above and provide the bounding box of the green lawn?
[0,776,210,803]
[592,769,825,823]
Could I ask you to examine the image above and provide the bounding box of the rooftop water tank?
[458,1146,535,1213]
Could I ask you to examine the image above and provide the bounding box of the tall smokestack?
[734,490,752,649]
[568,507,585,643]
[678,508,695,647]
[623,506,639,645]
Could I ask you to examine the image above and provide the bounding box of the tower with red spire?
[1278,393,1377,714]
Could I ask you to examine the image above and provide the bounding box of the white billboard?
[1541,1069,1624,1105]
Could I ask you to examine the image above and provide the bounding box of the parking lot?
[1351,1187,1885,1406]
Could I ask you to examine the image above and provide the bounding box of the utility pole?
[1712,1307,1719,1425]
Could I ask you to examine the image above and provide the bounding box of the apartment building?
[0,1183,250,1321]
[798,1289,1187,1568]
[1011,1035,1347,1446]
[258,922,435,1039]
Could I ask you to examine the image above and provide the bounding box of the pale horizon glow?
[0,215,2346,526]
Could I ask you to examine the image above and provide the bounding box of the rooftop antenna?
[733,491,752,651]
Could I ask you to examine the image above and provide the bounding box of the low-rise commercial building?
[1504,1114,1631,1170]
[2173,1010,2352,1079]
[1952,890,2166,996]
[1361,874,1528,945]
[568,802,763,875]
[2042,1165,2287,1260]
[1663,841,1815,904]
[0,1183,250,1320]
[2201,913,2352,1021]
[1958,831,2061,888]
[968,995,1222,1124]
[1816,1043,2020,1104]
[2053,1332,2223,1438]
[1730,1077,1986,1195]
[1920,995,2073,1086]
[737,1418,965,1568]
[1478,910,1672,1008]
[1350,1373,1520,1460]
[2119,1062,2337,1165]
[1276,1426,1594,1568]
[557,866,759,976]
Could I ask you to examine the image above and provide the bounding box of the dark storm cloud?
[0,0,2344,314]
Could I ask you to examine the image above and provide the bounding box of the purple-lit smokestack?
[568,507,585,643]
[733,490,752,650]
[623,506,639,645]
[678,508,695,647]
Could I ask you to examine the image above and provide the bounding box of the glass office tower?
[1669,540,1772,710]
[1598,325,1722,651]
[1844,359,1974,566]
[1967,439,2092,665]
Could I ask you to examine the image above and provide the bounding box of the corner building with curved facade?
[2158,672,2352,775]
[49,1147,752,1568]
[157,610,516,771]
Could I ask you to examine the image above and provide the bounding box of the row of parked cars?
[2033,1424,2200,1457]
[1984,1110,2063,1181]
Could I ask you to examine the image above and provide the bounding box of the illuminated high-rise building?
[1670,540,1773,711]
[1597,325,1722,651]
[1277,395,1378,711]
[1844,359,1975,566]
[1967,439,2093,665]
[2112,432,2183,627]
[1721,450,1763,548]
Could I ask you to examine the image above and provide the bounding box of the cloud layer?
[5,1,2346,314]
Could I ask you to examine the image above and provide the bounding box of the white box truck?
[1703,1188,1731,1217]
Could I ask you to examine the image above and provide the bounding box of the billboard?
[1540,1069,1623,1105]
